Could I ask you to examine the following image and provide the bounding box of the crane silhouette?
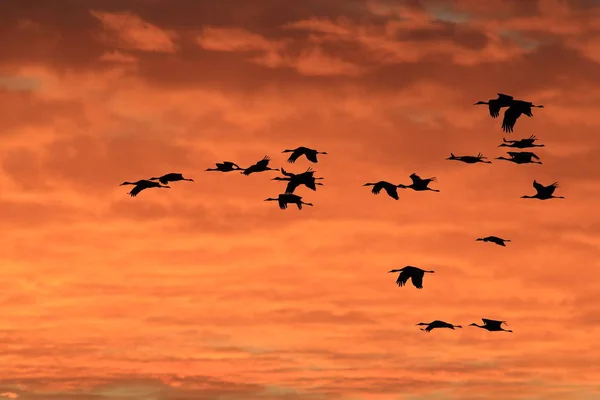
[474,93,514,118]
[398,173,440,192]
[388,266,435,289]
[521,180,565,200]
[272,167,324,194]
[120,179,170,197]
[363,181,401,200]
[149,173,194,185]
[476,236,511,247]
[469,318,513,332]
[206,161,244,172]
[501,100,544,133]
[264,193,313,210]
[282,147,327,163]
[495,151,542,164]
[498,135,545,148]
[416,320,462,332]
[446,153,492,164]
[242,156,280,175]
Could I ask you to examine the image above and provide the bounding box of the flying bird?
[282,147,327,163]
[521,180,564,200]
[495,151,542,164]
[242,156,280,175]
[272,167,324,194]
[501,100,544,133]
[120,179,170,197]
[498,135,545,148]
[149,173,194,185]
[388,266,435,289]
[416,320,462,332]
[476,236,511,247]
[398,173,440,192]
[446,153,492,164]
[363,181,402,200]
[469,318,513,332]
[264,193,313,210]
[474,93,514,118]
[206,161,244,172]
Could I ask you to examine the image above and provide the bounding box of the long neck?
[423,270,434,273]
[522,195,535,199]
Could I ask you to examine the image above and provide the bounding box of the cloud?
[90,10,178,53]
[99,50,138,64]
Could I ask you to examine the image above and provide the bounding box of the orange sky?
[1,0,600,399]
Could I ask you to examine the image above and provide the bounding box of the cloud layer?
[1,0,600,399]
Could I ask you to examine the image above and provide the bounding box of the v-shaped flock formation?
[120,94,561,334]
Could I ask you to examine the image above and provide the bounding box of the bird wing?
[280,168,294,177]
[528,152,540,159]
[304,179,317,191]
[287,149,303,163]
[285,180,300,194]
[542,182,558,196]
[242,165,256,175]
[489,103,501,118]
[305,151,318,163]
[256,159,270,168]
[507,151,520,158]
[497,93,514,101]
[501,106,521,133]
[482,318,502,328]
[371,182,383,195]
[128,183,147,197]
[278,198,287,210]
[383,184,399,200]
[533,180,545,194]
[396,270,411,287]
[409,174,422,185]
[411,272,424,289]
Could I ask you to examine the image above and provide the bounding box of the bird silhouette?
[264,193,313,210]
[469,318,513,332]
[476,236,511,247]
[242,156,280,175]
[149,173,194,185]
[446,153,492,164]
[498,135,545,148]
[474,93,514,118]
[363,181,401,200]
[521,180,565,200]
[206,161,244,172]
[501,100,544,133]
[388,266,435,289]
[495,151,542,164]
[272,167,324,194]
[282,147,327,163]
[416,320,462,332]
[398,173,440,192]
[120,179,170,197]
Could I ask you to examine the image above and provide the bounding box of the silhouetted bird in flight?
[476,236,511,247]
[469,318,513,332]
[446,153,492,164]
[364,181,401,200]
[264,193,313,210]
[474,93,514,118]
[120,179,170,197]
[498,135,545,149]
[206,161,244,172]
[495,151,542,164]
[282,147,327,163]
[398,173,440,192]
[501,100,544,133]
[522,180,564,200]
[416,320,462,332]
[242,156,280,175]
[272,167,324,193]
[388,266,435,289]
[149,173,194,185]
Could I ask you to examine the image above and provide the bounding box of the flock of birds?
[119,93,559,334]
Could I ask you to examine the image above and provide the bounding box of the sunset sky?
[2,0,600,399]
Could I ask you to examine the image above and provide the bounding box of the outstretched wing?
[527,152,540,159]
[278,198,287,210]
[383,185,399,200]
[501,106,521,133]
[242,165,256,175]
[286,149,303,163]
[371,182,383,195]
[280,168,294,177]
[305,150,318,163]
[304,179,318,191]
[497,93,514,101]
[482,318,502,329]
[411,273,424,289]
[396,270,411,287]
[285,180,300,194]
[409,174,422,185]
[533,180,545,193]
[128,184,146,197]
[507,151,520,158]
